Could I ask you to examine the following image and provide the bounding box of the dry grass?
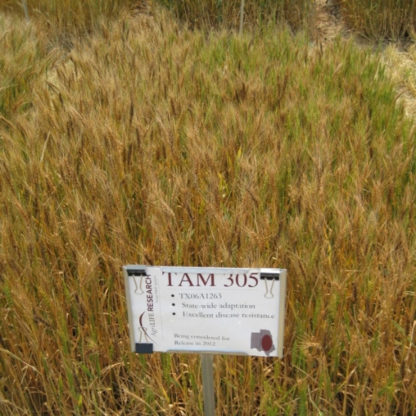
[0,0,135,40]
[0,14,54,119]
[157,0,311,31]
[334,0,416,40]
[1,4,416,415]
[381,44,416,119]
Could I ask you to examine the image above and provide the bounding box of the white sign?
[123,266,287,357]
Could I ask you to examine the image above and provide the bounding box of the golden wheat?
[0,4,416,415]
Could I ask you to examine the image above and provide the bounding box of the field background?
[1,1,416,415]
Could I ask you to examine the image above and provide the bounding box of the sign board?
[123,265,287,357]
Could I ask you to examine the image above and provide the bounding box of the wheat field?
[1,1,416,415]
[334,0,416,41]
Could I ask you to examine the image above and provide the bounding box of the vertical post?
[22,0,29,21]
[239,0,245,35]
[201,354,215,416]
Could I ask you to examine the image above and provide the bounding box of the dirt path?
[314,0,347,42]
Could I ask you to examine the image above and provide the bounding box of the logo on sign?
[250,329,275,355]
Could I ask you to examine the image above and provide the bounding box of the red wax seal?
[261,334,273,351]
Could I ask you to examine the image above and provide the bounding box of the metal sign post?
[239,0,245,34]
[21,0,29,20]
[201,354,215,416]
